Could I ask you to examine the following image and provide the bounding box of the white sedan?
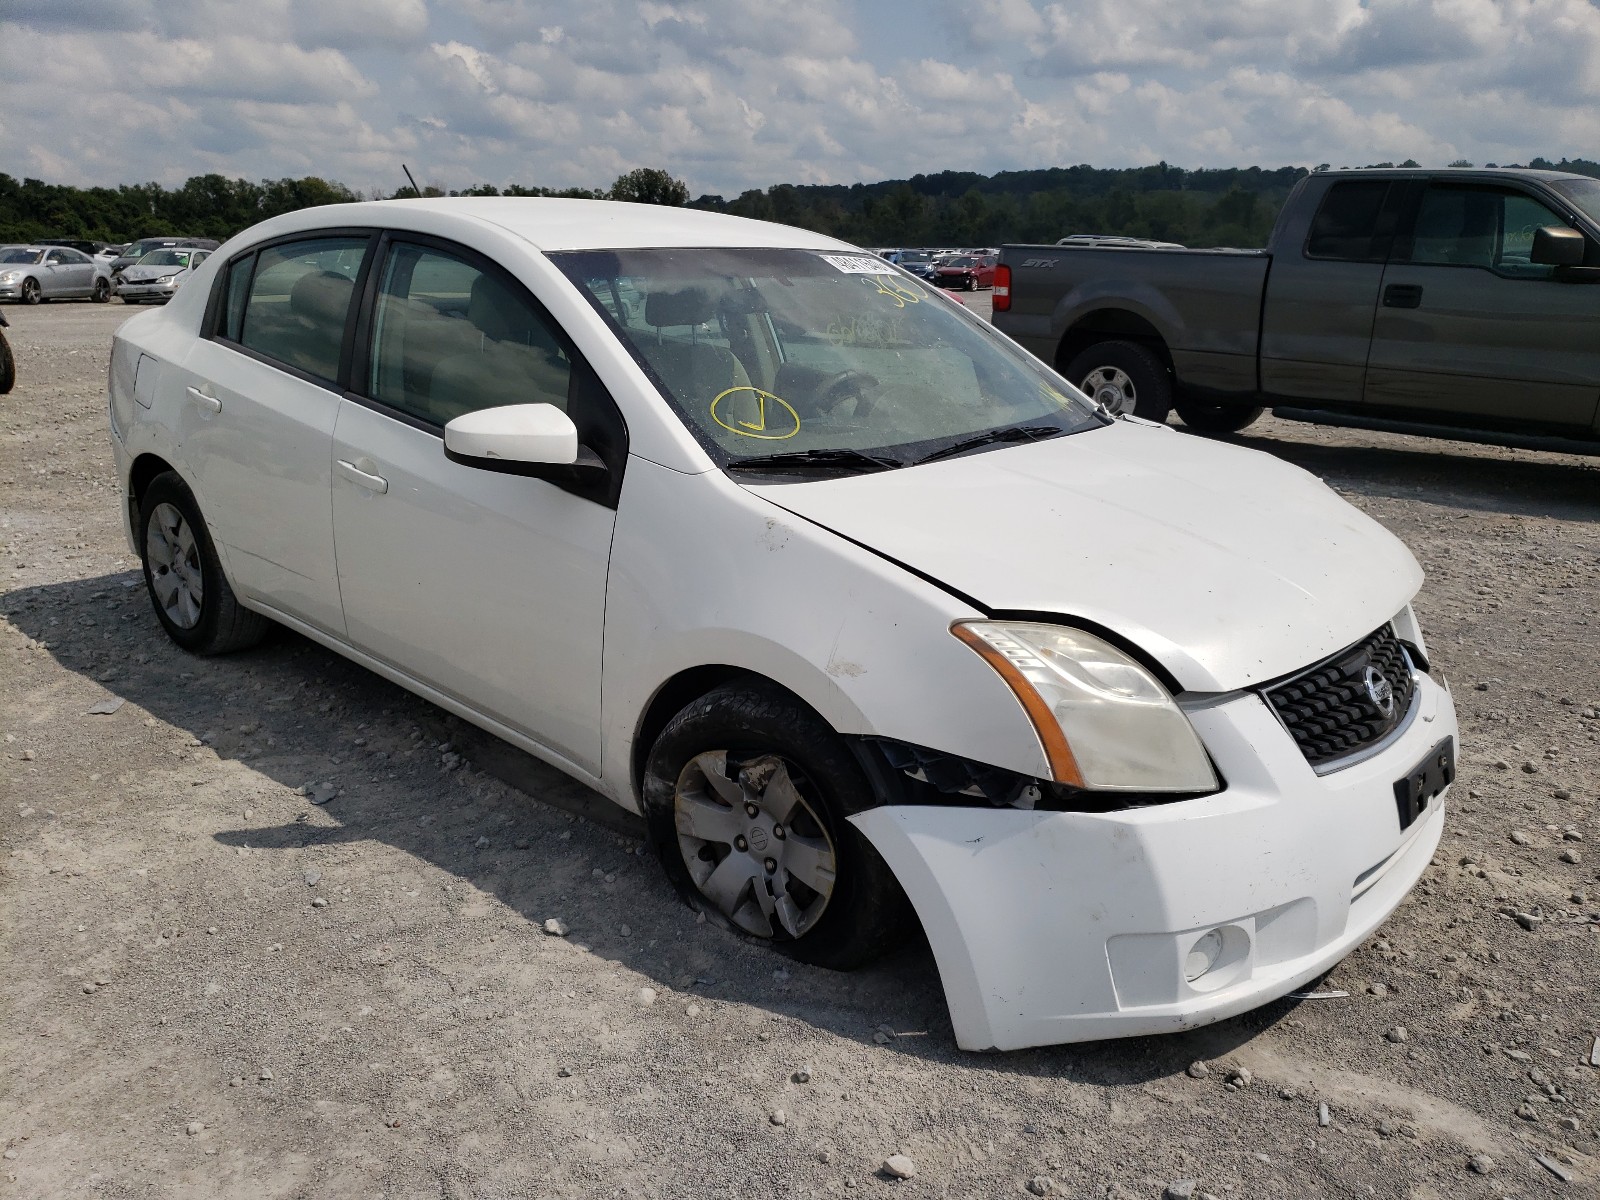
[106,199,1457,1051]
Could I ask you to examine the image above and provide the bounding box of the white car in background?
[0,244,113,303]
[105,199,1456,1051]
[116,246,213,304]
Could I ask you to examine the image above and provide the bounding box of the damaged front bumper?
[850,673,1456,1051]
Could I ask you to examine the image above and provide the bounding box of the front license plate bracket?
[1394,736,1454,830]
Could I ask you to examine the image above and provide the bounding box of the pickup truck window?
[1550,177,1600,227]
[1404,184,1576,278]
[1305,181,1396,262]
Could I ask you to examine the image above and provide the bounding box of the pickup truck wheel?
[1064,340,1172,422]
[1173,397,1265,434]
[642,680,911,970]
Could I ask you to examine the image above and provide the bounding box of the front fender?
[598,458,1051,807]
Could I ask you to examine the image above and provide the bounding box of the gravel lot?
[2,301,1598,1199]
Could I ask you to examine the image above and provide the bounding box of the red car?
[934,254,996,290]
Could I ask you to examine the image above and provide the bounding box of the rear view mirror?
[1531,226,1585,267]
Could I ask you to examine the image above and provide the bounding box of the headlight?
[162,275,181,287]
[0,271,18,284]
[953,621,1219,792]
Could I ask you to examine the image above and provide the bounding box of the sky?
[4,0,1599,198]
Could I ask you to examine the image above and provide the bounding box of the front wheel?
[138,471,271,655]
[20,278,41,305]
[642,681,910,970]
[1173,397,1265,434]
[1063,339,1173,422]
[92,277,111,303]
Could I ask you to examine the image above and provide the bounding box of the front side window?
[1305,181,1395,261]
[237,237,368,380]
[46,250,66,265]
[554,248,1101,466]
[1406,185,1577,277]
[367,242,571,427]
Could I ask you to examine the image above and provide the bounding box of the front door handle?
[185,385,222,413]
[336,458,389,494]
[1383,283,1424,309]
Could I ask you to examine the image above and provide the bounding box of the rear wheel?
[1063,339,1173,422]
[1173,397,1265,434]
[138,471,270,655]
[91,277,111,303]
[642,681,910,969]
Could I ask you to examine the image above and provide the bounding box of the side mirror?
[1531,225,1585,267]
[443,403,606,479]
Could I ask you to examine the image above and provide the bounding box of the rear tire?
[1173,397,1265,434]
[1063,339,1173,423]
[138,471,271,655]
[92,278,111,303]
[642,680,911,970]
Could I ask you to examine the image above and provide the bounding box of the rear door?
[174,231,376,636]
[1259,178,1403,405]
[1364,181,1600,431]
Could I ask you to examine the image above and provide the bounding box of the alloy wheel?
[673,750,838,939]
[1080,365,1137,416]
[145,501,204,629]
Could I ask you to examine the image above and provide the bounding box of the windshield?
[0,248,43,264]
[943,256,977,268]
[124,240,170,258]
[138,249,192,268]
[554,247,1102,467]
[1551,178,1600,227]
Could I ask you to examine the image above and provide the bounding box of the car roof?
[1318,167,1594,184]
[268,198,856,254]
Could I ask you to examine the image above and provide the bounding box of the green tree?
[609,167,689,206]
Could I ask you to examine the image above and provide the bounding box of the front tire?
[642,681,910,970]
[1063,339,1173,423]
[138,471,270,655]
[20,278,41,305]
[1173,397,1265,434]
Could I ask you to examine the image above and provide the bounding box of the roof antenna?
[401,163,421,198]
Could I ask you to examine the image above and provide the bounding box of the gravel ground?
[2,301,1597,1199]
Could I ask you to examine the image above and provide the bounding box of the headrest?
[289,270,354,325]
[645,287,714,328]
[468,273,535,343]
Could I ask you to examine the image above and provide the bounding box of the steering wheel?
[815,369,881,420]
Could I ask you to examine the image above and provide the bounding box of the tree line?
[5,158,1597,250]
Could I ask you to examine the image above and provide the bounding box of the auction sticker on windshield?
[819,254,895,275]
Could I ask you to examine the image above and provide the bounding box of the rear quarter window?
[1305,181,1396,262]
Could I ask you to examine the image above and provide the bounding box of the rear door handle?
[1382,284,1423,309]
[336,458,389,494]
[185,385,221,413]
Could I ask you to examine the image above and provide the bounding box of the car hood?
[742,420,1422,692]
[121,267,185,282]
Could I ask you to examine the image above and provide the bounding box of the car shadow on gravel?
[1179,425,1600,521]
[5,569,1278,1081]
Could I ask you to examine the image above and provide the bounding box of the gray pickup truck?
[993,168,1600,450]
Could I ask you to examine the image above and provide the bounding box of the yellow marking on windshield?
[867,276,924,309]
[710,387,802,440]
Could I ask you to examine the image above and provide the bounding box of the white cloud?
[0,0,1597,199]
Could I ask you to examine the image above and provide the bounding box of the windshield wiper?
[911,424,1066,466]
[725,447,906,474]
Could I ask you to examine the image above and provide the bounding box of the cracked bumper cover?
[849,673,1455,1051]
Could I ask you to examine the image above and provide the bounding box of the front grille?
[1263,625,1416,769]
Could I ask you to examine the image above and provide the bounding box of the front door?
[330,238,619,772]
[1365,181,1600,431]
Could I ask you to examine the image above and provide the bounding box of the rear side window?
[222,255,255,342]
[366,242,572,427]
[237,237,368,381]
[1305,181,1395,261]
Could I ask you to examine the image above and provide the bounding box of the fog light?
[1185,929,1224,982]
